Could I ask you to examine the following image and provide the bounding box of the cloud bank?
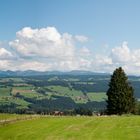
[0,26,140,75]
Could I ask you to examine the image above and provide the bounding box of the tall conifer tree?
[106,67,135,115]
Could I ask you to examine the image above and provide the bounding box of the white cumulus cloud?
[10,27,75,59]
[111,41,131,63]
[0,26,139,75]
[0,48,13,59]
[8,26,91,71]
[75,35,88,42]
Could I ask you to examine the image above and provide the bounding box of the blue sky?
[1,0,140,47]
[0,0,140,74]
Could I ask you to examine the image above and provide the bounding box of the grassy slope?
[0,114,37,120]
[0,115,140,140]
[0,114,22,120]
[0,96,30,108]
[0,88,11,96]
[87,92,107,101]
[46,86,87,103]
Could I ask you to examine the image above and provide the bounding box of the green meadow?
[0,114,140,140]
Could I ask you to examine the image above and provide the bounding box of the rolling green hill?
[0,74,140,114]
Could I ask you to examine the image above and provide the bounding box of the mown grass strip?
[0,115,140,140]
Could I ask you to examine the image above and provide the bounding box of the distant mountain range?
[0,70,110,77]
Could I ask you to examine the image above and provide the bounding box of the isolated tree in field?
[106,67,135,115]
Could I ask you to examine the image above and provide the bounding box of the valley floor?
[0,114,140,140]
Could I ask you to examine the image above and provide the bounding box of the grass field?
[0,114,36,120]
[0,115,140,140]
[87,92,107,101]
[0,96,30,108]
[0,88,11,96]
[46,86,87,103]
[0,114,21,120]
